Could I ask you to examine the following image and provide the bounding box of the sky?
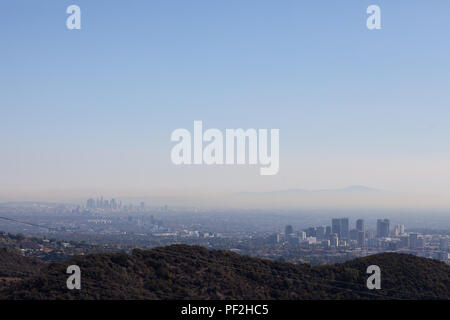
[1,1,450,206]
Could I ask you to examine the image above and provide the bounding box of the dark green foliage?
[0,245,448,300]
[0,248,44,278]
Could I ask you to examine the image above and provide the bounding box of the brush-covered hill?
[0,245,448,300]
[0,248,45,290]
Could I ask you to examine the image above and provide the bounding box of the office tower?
[393,224,404,236]
[439,237,448,250]
[340,218,349,239]
[86,198,95,209]
[325,226,331,238]
[285,225,294,237]
[356,219,364,232]
[316,226,326,240]
[332,219,341,238]
[409,233,418,248]
[393,225,400,236]
[111,198,117,210]
[140,202,145,211]
[357,231,365,247]
[330,233,339,247]
[306,227,316,237]
[287,234,300,246]
[332,218,349,239]
[268,233,280,245]
[416,236,425,248]
[377,219,390,238]
[399,235,409,248]
[298,231,306,240]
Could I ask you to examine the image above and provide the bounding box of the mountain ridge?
[0,245,448,300]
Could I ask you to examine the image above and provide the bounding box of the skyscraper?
[86,198,95,209]
[332,218,349,239]
[285,225,294,237]
[377,219,390,238]
[325,226,331,238]
[356,219,364,232]
[332,219,341,238]
[357,231,365,247]
[409,233,418,248]
[341,218,349,239]
[330,233,339,247]
[316,226,326,240]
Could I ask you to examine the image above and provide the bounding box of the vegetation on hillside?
[0,245,448,300]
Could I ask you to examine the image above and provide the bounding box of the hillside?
[0,245,448,300]
[0,248,45,290]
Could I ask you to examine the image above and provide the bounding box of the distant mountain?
[250,185,383,194]
[0,245,448,300]
[317,185,382,193]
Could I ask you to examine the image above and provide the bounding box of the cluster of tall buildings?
[272,218,450,258]
[86,197,122,210]
[85,197,146,212]
[274,218,410,249]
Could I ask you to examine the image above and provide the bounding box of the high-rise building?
[332,219,340,237]
[86,198,95,209]
[341,218,349,239]
[356,219,364,232]
[111,198,117,210]
[330,233,339,246]
[298,231,306,240]
[306,227,316,237]
[439,237,449,250]
[287,234,300,246]
[409,233,418,248]
[268,233,280,245]
[416,236,425,248]
[332,218,349,239]
[393,224,405,236]
[357,231,365,247]
[377,219,390,238]
[285,225,294,237]
[316,226,326,240]
[399,235,409,248]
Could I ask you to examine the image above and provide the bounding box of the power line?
[0,216,58,231]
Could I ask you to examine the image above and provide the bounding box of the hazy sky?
[1,1,450,204]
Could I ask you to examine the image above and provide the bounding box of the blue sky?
[1,1,450,202]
